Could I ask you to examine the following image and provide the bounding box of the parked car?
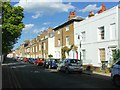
[57,59,83,73]
[28,58,35,64]
[48,58,58,69]
[23,57,28,62]
[43,59,50,68]
[20,57,24,61]
[34,58,45,66]
[16,57,20,61]
[111,58,120,87]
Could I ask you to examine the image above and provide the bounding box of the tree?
[48,54,53,58]
[70,44,78,52]
[61,45,78,59]
[2,1,24,55]
[112,49,120,64]
[61,46,69,59]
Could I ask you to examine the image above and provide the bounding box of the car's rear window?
[116,60,120,65]
[69,59,81,64]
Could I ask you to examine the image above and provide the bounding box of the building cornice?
[53,18,83,31]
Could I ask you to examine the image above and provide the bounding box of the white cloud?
[23,24,34,30]
[32,12,41,19]
[15,0,75,19]
[43,22,51,25]
[79,4,101,12]
[32,27,47,34]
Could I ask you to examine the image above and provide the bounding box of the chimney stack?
[68,10,76,20]
[88,11,94,17]
[98,4,106,14]
[48,27,53,33]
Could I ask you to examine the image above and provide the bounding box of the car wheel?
[57,67,60,71]
[36,63,39,66]
[48,65,51,69]
[79,71,82,74]
[65,68,69,74]
[113,76,120,87]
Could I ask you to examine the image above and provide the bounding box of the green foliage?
[70,44,78,51]
[112,49,120,64]
[2,1,24,54]
[48,54,53,58]
[61,45,78,59]
[88,14,94,17]
[61,47,67,59]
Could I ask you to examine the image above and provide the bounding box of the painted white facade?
[48,37,55,58]
[74,5,120,67]
[54,47,61,59]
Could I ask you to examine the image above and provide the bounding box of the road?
[2,58,119,88]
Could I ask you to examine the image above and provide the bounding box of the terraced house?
[37,27,54,59]
[53,4,120,69]
[74,4,120,68]
[13,4,120,69]
[27,28,54,59]
[53,10,84,59]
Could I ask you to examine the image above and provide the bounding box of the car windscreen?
[69,59,82,64]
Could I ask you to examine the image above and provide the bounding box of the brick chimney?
[68,10,76,20]
[48,27,53,33]
[98,4,106,14]
[88,11,94,17]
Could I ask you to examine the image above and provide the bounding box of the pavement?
[45,68,111,77]
[0,65,2,90]
[92,71,111,77]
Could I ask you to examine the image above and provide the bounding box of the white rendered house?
[74,4,120,67]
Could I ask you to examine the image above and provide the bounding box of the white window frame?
[33,47,34,52]
[98,26,105,40]
[82,49,86,61]
[58,39,60,46]
[44,43,46,50]
[31,48,32,53]
[81,31,86,42]
[99,48,105,62]
[39,44,41,51]
[110,23,116,40]
[58,29,60,34]
[36,46,37,52]
[66,36,69,46]
[66,25,69,31]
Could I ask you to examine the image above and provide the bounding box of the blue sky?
[11,0,118,50]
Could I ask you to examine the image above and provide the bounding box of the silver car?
[57,59,83,73]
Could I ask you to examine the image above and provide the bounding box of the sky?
[10,0,119,50]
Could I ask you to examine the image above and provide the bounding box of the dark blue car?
[28,58,35,64]
[48,59,58,69]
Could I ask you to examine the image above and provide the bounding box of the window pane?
[58,39,60,46]
[110,23,116,40]
[99,48,105,61]
[98,26,104,40]
[66,26,69,31]
[66,36,69,46]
